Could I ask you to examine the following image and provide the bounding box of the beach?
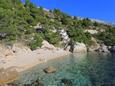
[0,42,70,72]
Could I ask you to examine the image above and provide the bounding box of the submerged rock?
[0,67,19,85]
[43,66,57,74]
[34,80,44,86]
[61,79,72,86]
[22,80,44,86]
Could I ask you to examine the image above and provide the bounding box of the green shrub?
[67,27,91,44]
[44,30,61,45]
[96,28,115,45]
[28,34,43,50]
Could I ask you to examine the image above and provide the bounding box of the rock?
[73,42,87,53]
[65,46,71,52]
[33,80,44,86]
[0,43,32,58]
[88,37,100,52]
[64,41,87,53]
[23,80,44,86]
[0,68,19,85]
[12,43,31,54]
[0,32,7,38]
[110,46,115,52]
[0,45,14,58]
[97,44,110,53]
[85,30,98,34]
[43,66,57,73]
[61,79,72,86]
[41,40,56,50]
[58,29,70,44]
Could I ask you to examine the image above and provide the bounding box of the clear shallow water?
[15,53,115,86]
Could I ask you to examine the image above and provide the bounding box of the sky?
[21,0,115,24]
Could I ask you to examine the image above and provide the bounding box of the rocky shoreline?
[0,40,114,85]
[0,40,114,71]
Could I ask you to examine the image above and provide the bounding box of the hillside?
[0,0,115,50]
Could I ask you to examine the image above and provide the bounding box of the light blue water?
[15,52,115,86]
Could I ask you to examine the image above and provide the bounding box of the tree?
[67,27,91,44]
[96,27,115,45]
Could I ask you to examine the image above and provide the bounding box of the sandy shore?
[0,48,70,72]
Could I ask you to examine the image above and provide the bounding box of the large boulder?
[41,40,56,50]
[43,66,57,74]
[88,37,100,52]
[73,42,87,53]
[97,44,110,53]
[0,67,19,85]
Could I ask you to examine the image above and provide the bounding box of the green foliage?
[80,18,93,28]
[0,0,114,49]
[44,29,61,45]
[96,28,115,45]
[67,27,92,44]
[0,0,40,47]
[28,34,43,50]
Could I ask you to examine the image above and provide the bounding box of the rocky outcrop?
[58,29,70,44]
[0,45,14,59]
[73,42,87,53]
[43,66,57,73]
[96,44,110,53]
[65,46,71,52]
[65,41,87,53]
[0,43,31,60]
[85,30,98,34]
[88,37,100,52]
[41,40,56,50]
[0,68,19,85]
[12,43,31,55]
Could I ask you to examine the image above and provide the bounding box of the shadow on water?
[14,53,115,86]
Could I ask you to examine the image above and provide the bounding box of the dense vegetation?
[96,27,115,46]
[0,0,114,50]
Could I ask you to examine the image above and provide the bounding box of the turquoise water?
[16,52,115,86]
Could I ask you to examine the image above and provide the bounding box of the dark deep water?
[15,52,115,86]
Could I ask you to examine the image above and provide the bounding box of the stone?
[97,44,110,53]
[58,29,70,44]
[41,40,56,50]
[85,30,98,34]
[65,46,71,52]
[61,79,72,86]
[0,45,14,59]
[43,66,57,73]
[0,68,19,85]
[88,37,100,52]
[12,43,31,54]
[73,42,87,53]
